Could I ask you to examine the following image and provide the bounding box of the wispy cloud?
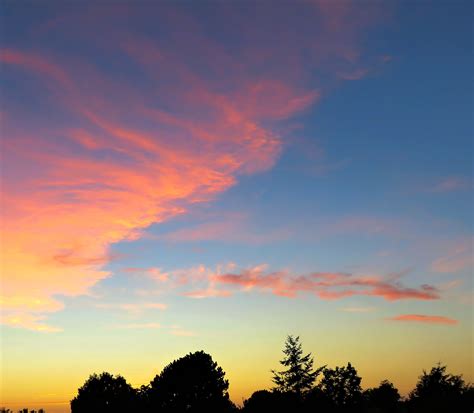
[387,314,458,325]
[340,306,376,313]
[168,326,196,337]
[96,302,167,314]
[136,262,439,303]
[148,213,291,245]
[114,322,161,329]
[431,239,473,274]
[210,266,439,301]
[111,323,196,336]
[1,2,389,330]
[428,177,471,193]
[0,296,64,332]
[0,313,62,333]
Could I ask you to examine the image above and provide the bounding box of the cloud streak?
[387,314,458,325]
[133,263,440,303]
[209,266,439,301]
[428,177,471,193]
[431,239,473,274]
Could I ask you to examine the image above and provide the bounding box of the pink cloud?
[388,314,458,325]
[0,48,73,89]
[183,289,232,299]
[126,262,441,305]
[207,266,439,301]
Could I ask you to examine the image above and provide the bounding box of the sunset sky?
[0,1,472,411]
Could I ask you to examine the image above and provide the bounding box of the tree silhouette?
[408,363,473,413]
[318,362,362,411]
[147,350,234,412]
[65,341,472,413]
[70,372,137,413]
[272,335,324,397]
[364,380,400,413]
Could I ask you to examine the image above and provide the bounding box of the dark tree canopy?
[70,372,137,413]
[271,335,323,396]
[318,362,362,411]
[147,350,234,413]
[242,390,302,412]
[364,380,400,413]
[408,363,473,413]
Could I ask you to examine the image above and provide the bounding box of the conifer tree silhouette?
[271,335,324,396]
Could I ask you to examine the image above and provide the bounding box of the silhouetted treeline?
[0,409,44,413]
[4,336,471,413]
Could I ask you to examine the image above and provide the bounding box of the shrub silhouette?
[70,372,137,413]
[146,350,235,413]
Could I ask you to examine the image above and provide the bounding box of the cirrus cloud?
[1,1,388,331]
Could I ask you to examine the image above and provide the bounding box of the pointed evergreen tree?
[271,335,324,396]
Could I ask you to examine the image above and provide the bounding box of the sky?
[0,0,472,411]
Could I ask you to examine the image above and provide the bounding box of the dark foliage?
[364,380,401,413]
[406,363,473,413]
[70,372,137,413]
[318,362,363,412]
[242,390,302,413]
[145,350,235,413]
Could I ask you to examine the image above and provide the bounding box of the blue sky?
[1,1,472,411]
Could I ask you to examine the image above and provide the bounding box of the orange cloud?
[388,314,458,325]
